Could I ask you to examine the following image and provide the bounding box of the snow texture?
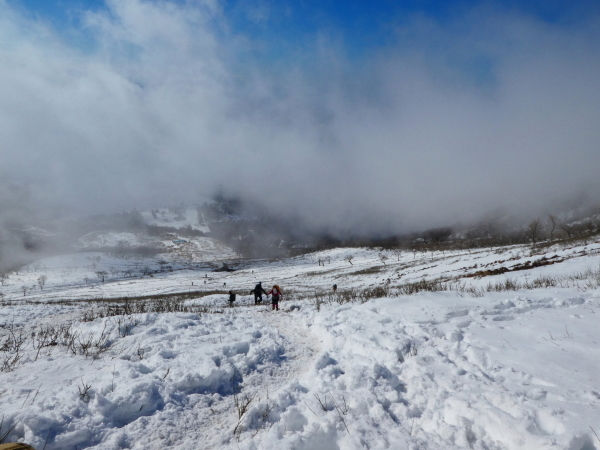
[1,239,600,449]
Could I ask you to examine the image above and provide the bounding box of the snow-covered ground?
[1,238,600,449]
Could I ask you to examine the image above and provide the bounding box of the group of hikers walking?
[228,281,283,310]
[227,281,339,309]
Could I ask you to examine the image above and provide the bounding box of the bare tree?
[37,275,47,290]
[559,223,573,239]
[22,285,28,297]
[344,255,354,265]
[96,271,107,283]
[379,253,388,266]
[0,273,9,286]
[547,215,557,242]
[526,219,543,246]
[391,247,403,261]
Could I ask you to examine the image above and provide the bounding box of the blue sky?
[10,0,600,57]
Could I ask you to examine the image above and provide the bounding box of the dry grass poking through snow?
[302,264,600,308]
[0,295,226,374]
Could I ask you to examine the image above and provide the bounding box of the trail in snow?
[260,307,322,380]
[2,289,600,449]
[0,302,325,450]
[186,306,323,449]
[2,240,600,449]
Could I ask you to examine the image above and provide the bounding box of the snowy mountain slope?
[77,231,232,258]
[77,231,151,248]
[1,239,600,449]
[8,233,600,305]
[141,208,209,233]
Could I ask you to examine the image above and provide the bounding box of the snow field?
[0,310,294,449]
[6,239,600,308]
[300,293,600,449]
[1,239,600,449]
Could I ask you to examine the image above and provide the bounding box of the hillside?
[140,208,210,234]
[1,237,600,449]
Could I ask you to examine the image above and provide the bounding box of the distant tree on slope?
[526,219,543,246]
[547,215,557,242]
[37,275,47,290]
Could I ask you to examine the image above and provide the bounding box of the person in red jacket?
[267,285,283,311]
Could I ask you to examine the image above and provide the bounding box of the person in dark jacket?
[228,290,236,307]
[250,282,267,304]
[267,285,282,311]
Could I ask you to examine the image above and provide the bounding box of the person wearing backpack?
[267,285,283,311]
[250,282,267,304]
[228,290,236,307]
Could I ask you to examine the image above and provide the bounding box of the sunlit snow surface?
[1,240,600,449]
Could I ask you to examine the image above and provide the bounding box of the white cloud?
[1,0,599,235]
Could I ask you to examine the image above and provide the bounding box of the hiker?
[333,283,337,293]
[267,284,283,311]
[250,282,267,304]
[228,290,236,307]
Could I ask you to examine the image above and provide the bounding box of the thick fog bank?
[1,1,600,241]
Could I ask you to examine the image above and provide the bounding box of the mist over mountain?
[1,0,600,268]
[2,186,600,275]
